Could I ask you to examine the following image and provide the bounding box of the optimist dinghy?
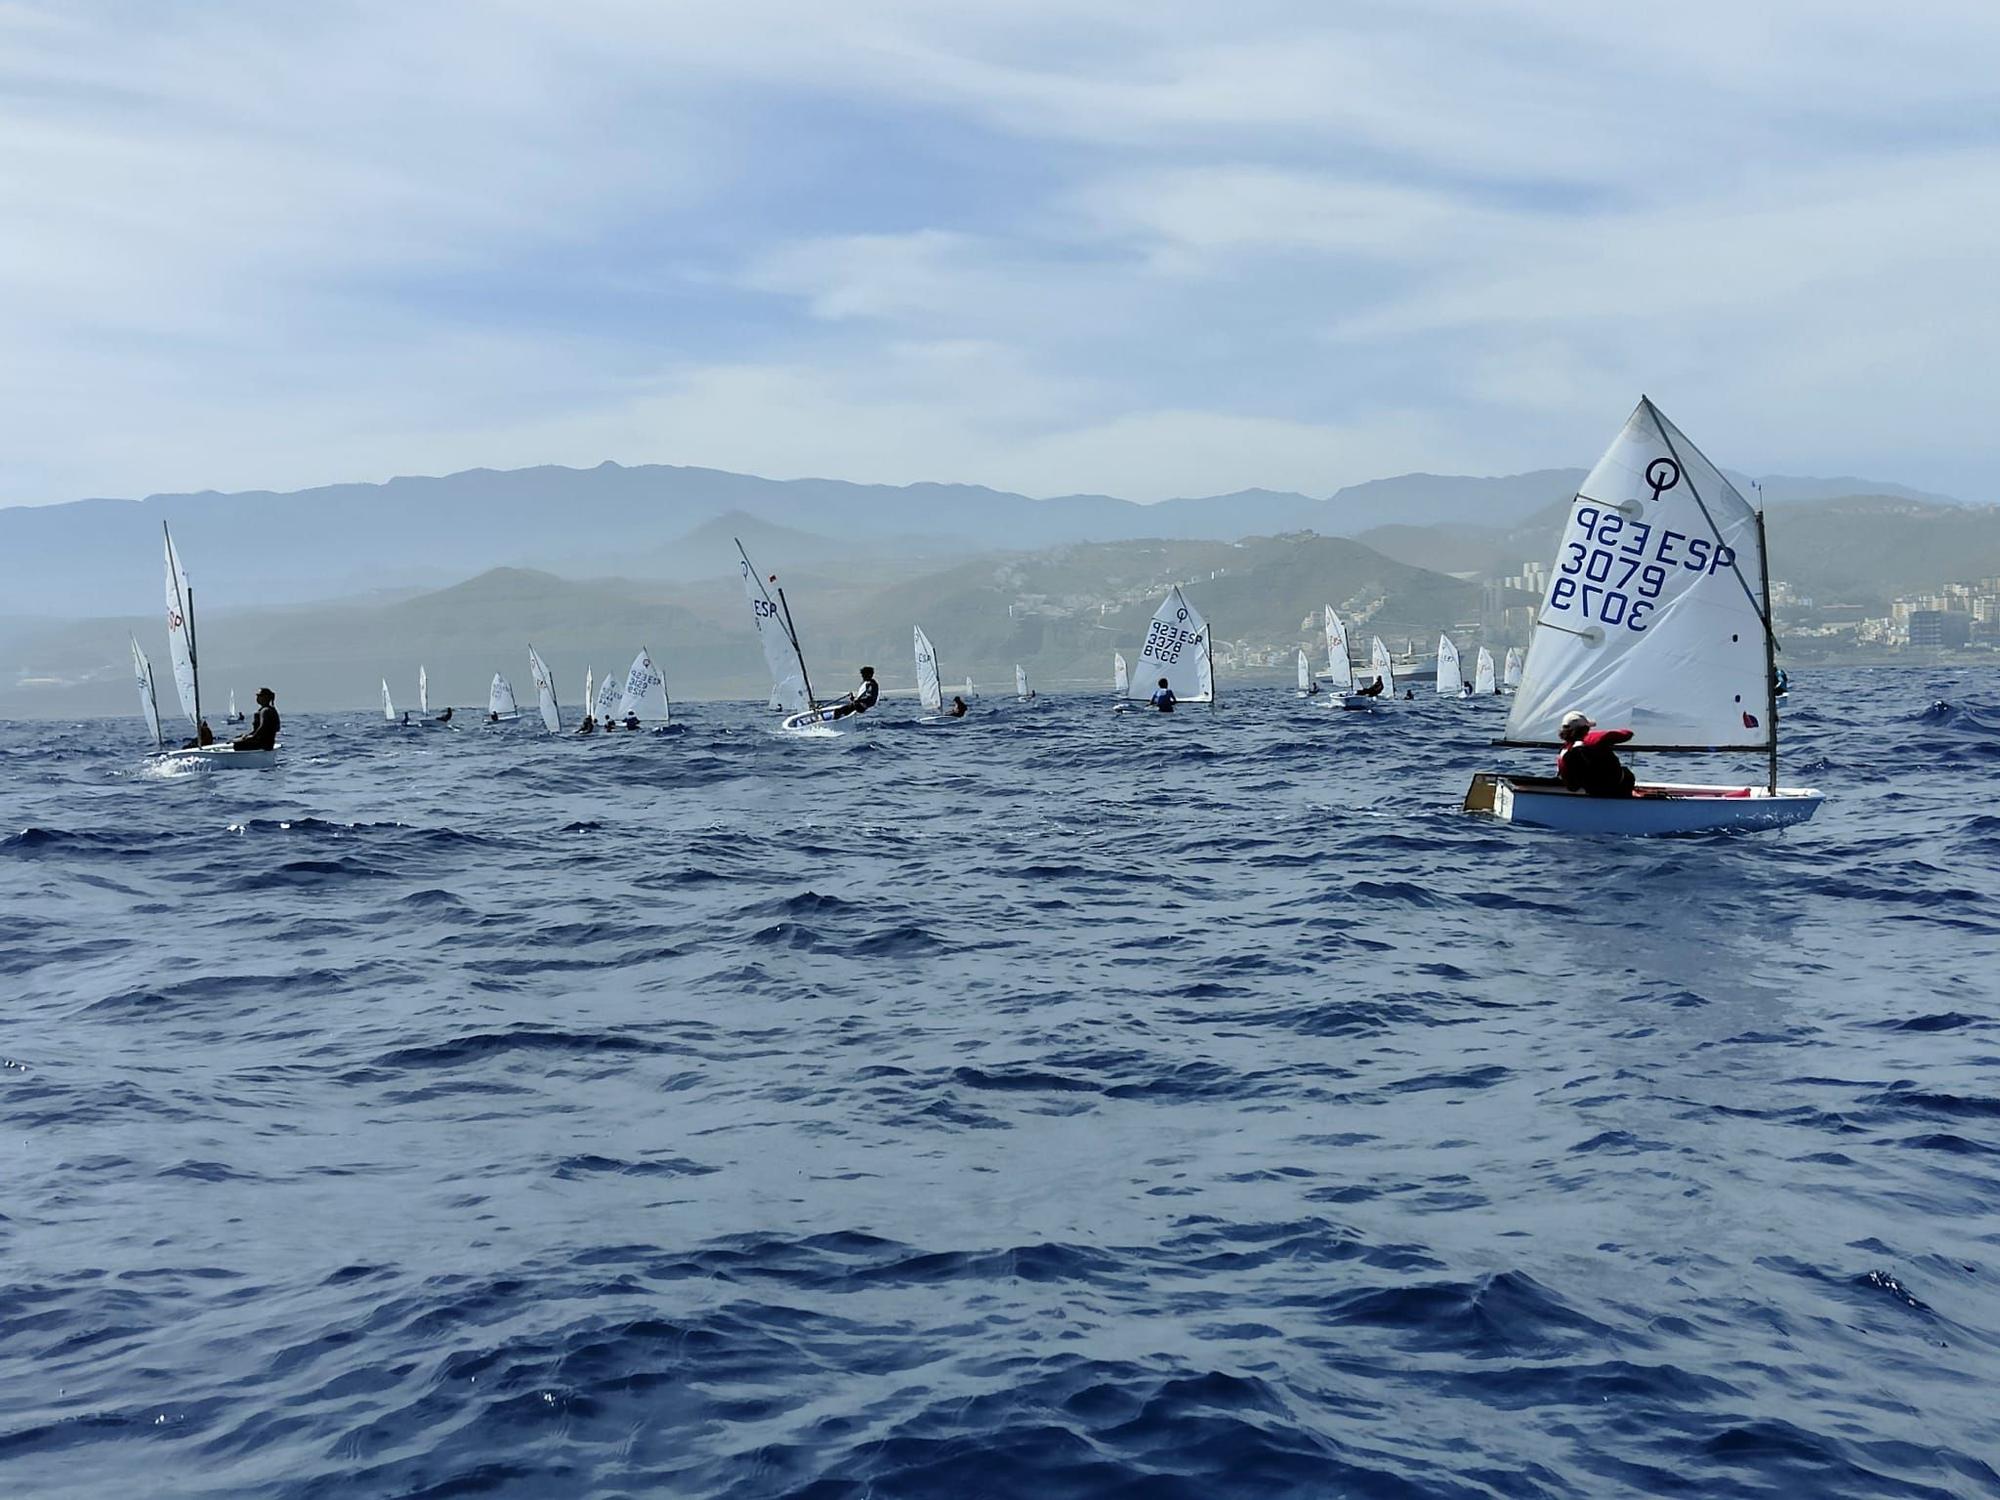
[1464,397,1822,834]
[1124,585,1214,711]
[1474,647,1498,696]
[1435,634,1463,697]
[1318,607,1372,710]
[488,673,522,723]
[1112,652,1128,699]
[527,645,562,733]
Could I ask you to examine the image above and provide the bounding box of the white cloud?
[2,0,1998,507]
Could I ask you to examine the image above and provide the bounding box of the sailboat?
[132,637,163,752]
[1295,647,1314,697]
[913,625,963,725]
[592,667,623,729]
[616,647,674,732]
[419,666,430,717]
[1474,647,1498,696]
[1015,664,1035,702]
[1113,651,1129,698]
[736,539,832,730]
[1435,634,1464,696]
[1503,647,1524,692]
[381,678,403,725]
[157,524,275,768]
[527,645,562,734]
[226,688,245,724]
[488,673,521,723]
[1464,397,1823,833]
[1321,606,1372,710]
[1125,585,1214,709]
[1370,637,1397,698]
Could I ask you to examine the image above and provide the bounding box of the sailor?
[1404,689,1414,700]
[1556,710,1636,797]
[624,712,641,731]
[1357,676,1384,698]
[947,695,968,718]
[180,718,216,749]
[1305,679,1321,697]
[436,706,454,724]
[233,689,279,751]
[1150,677,1177,713]
[486,710,500,724]
[576,714,596,736]
[831,666,880,720]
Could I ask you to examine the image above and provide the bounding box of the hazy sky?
[2,1,1995,507]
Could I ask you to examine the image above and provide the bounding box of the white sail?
[1113,652,1128,695]
[914,627,944,713]
[1370,637,1396,697]
[737,539,810,714]
[617,647,664,722]
[583,667,595,723]
[131,636,162,750]
[1132,585,1213,703]
[1474,647,1497,696]
[490,673,518,717]
[1505,397,1771,749]
[594,667,623,724]
[1503,647,1524,689]
[381,678,396,721]
[1296,648,1311,692]
[1323,607,1354,693]
[419,665,430,715]
[1435,635,1463,695]
[229,689,238,720]
[528,646,561,733]
[161,523,200,729]
[1015,664,1030,700]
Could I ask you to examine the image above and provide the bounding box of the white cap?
[1559,710,1593,733]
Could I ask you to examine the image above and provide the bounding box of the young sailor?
[233,689,279,751]
[1556,710,1636,797]
[947,695,968,718]
[435,706,454,724]
[1150,677,1177,713]
[181,718,216,749]
[832,666,880,720]
[1356,676,1385,698]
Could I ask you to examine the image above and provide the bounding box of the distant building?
[1907,610,1972,649]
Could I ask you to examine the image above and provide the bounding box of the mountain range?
[0,459,1962,620]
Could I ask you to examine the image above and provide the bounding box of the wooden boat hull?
[160,745,279,771]
[1464,774,1823,834]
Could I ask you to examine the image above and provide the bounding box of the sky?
[2,0,1996,507]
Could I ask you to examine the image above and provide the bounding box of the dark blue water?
[6,669,2000,1498]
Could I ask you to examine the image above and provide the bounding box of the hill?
[0,533,1489,719]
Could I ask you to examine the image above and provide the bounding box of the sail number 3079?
[1548,505,1738,632]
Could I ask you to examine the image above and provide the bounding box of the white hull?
[1337,693,1385,710]
[1465,774,1823,834]
[782,705,847,731]
[160,745,279,771]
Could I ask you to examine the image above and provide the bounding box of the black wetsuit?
[234,705,279,751]
[1151,687,1177,713]
[1557,729,1636,797]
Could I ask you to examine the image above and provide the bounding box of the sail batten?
[1504,398,1771,751]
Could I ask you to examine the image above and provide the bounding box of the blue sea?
[6,669,2000,1499]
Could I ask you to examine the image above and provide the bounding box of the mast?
[187,586,202,729]
[776,587,817,710]
[1756,508,1779,795]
